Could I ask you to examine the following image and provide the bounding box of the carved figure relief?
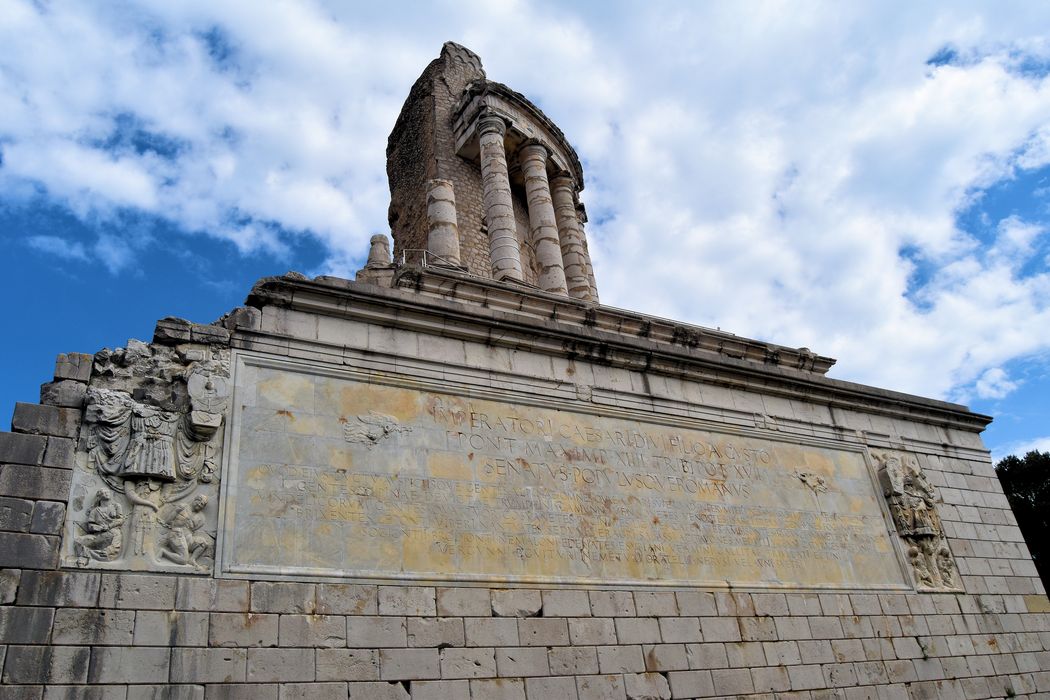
[62,339,229,575]
[875,451,961,591]
[343,411,411,447]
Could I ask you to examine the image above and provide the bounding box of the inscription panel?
[219,355,908,589]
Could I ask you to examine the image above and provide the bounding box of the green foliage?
[995,450,1050,588]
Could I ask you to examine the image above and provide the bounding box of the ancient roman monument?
[0,43,1046,700]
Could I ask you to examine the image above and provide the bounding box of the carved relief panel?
[875,451,961,591]
[61,339,229,574]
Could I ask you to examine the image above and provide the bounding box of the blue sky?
[1,1,1048,462]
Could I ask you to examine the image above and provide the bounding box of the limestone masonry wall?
[0,273,1048,700]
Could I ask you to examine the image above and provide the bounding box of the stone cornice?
[244,269,991,431]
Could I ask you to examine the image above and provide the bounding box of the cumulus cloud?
[1,0,1050,405]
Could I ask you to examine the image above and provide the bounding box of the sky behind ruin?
[1,1,1048,461]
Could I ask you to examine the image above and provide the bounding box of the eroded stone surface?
[220,354,907,589]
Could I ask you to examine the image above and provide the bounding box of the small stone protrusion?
[367,234,393,268]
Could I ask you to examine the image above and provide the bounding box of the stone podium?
[0,43,1046,700]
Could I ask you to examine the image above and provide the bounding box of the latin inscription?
[220,359,908,589]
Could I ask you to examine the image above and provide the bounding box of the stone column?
[366,234,392,267]
[550,175,595,302]
[425,179,462,267]
[518,142,568,295]
[477,116,524,282]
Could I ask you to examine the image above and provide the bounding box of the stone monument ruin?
[0,42,1046,700]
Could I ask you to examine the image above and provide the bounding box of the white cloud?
[1,0,1050,408]
[974,367,1020,399]
[26,235,89,262]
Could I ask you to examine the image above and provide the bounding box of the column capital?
[517,139,550,162]
[477,113,507,137]
[549,173,577,193]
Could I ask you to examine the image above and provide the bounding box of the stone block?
[674,591,717,616]
[316,583,377,615]
[346,616,406,648]
[98,573,176,609]
[251,582,316,614]
[519,617,569,646]
[751,592,789,617]
[411,680,470,700]
[524,676,578,700]
[590,590,635,617]
[494,647,548,678]
[379,648,440,681]
[0,432,47,466]
[658,617,701,644]
[134,610,209,646]
[279,614,346,648]
[246,648,315,683]
[11,403,80,438]
[624,672,671,700]
[53,353,93,383]
[787,663,826,691]
[176,579,249,612]
[87,647,171,683]
[17,570,98,607]
[615,617,661,644]
[40,436,75,469]
[209,613,279,647]
[465,617,518,647]
[346,682,409,700]
[0,496,34,531]
[52,608,135,645]
[315,649,379,681]
[0,529,57,569]
[491,589,541,617]
[699,616,740,642]
[598,645,645,674]
[711,668,755,696]
[738,616,777,641]
[751,665,791,693]
[0,605,55,643]
[378,586,435,616]
[2,645,90,684]
[41,685,125,700]
[714,591,755,616]
[171,648,247,683]
[437,587,491,617]
[190,324,231,345]
[548,647,598,676]
[440,647,496,679]
[0,465,71,501]
[468,679,526,700]
[127,686,205,700]
[576,674,627,700]
[276,684,346,700]
[634,591,679,617]
[641,644,688,672]
[569,617,616,646]
[29,501,65,535]
[763,640,802,665]
[725,641,766,668]
[541,589,591,617]
[0,567,20,603]
[39,380,86,409]
[685,642,728,669]
[407,617,464,648]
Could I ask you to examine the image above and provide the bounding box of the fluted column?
[518,142,568,295]
[550,175,595,302]
[477,116,523,282]
[425,179,461,267]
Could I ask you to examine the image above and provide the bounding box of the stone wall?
[0,271,1048,699]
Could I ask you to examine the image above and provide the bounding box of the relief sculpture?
[876,451,961,591]
[62,339,228,574]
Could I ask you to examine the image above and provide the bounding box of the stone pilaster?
[518,142,568,295]
[478,116,524,282]
[425,179,462,267]
[550,175,595,302]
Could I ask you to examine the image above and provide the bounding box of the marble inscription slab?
[219,355,909,589]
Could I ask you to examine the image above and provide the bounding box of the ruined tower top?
[385,42,597,302]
